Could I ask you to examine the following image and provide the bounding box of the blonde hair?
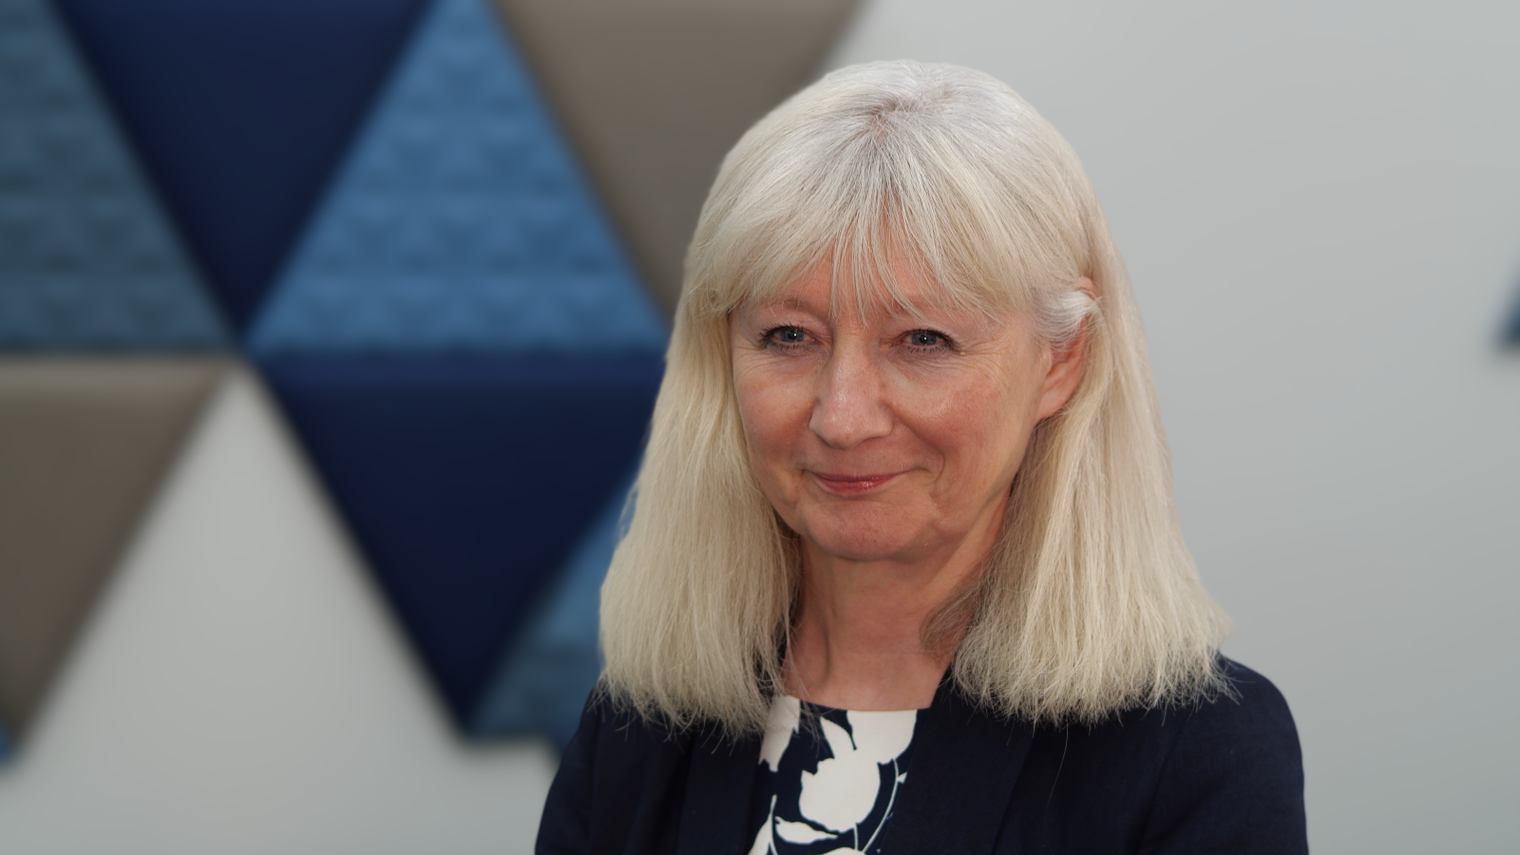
[598,59,1230,737]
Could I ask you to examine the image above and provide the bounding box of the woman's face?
[730,262,1080,566]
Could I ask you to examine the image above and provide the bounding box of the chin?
[799,518,921,563]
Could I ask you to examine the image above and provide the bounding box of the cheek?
[890,364,998,423]
[897,373,1037,472]
[733,368,808,473]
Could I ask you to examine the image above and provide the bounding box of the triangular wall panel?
[53,0,429,332]
[0,0,226,351]
[246,0,668,736]
[1,0,865,755]
[257,353,660,728]
[471,469,633,748]
[0,357,228,742]
[248,0,665,353]
[495,0,859,309]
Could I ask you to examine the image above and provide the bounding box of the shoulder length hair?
[598,59,1229,737]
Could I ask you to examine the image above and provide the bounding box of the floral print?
[746,694,919,854]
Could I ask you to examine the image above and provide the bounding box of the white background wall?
[831,2,1520,851]
[1,1,1516,852]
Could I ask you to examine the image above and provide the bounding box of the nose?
[808,342,894,449]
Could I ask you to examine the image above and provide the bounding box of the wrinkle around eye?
[899,329,957,353]
[759,324,817,351]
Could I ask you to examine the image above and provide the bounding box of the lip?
[808,471,904,495]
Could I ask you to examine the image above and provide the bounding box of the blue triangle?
[0,721,9,762]
[471,468,633,748]
[53,0,429,333]
[0,0,226,351]
[256,351,662,730]
[248,0,665,354]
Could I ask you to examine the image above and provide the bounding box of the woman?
[537,60,1306,854]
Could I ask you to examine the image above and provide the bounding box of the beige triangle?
[0,357,229,741]
[492,0,860,311]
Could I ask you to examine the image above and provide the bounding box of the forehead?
[739,256,996,325]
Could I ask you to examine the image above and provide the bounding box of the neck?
[783,506,1004,710]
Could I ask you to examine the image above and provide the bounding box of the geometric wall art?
[247,0,669,739]
[0,358,228,751]
[495,0,861,309]
[0,0,232,762]
[0,0,227,352]
[255,351,662,740]
[2,0,858,761]
[469,467,637,747]
[53,0,430,334]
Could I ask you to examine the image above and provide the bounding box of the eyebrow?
[778,297,822,313]
[741,296,826,316]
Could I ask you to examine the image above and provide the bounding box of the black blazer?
[537,656,1307,853]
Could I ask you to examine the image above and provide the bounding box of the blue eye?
[761,325,811,349]
[904,329,953,350]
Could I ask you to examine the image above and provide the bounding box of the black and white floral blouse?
[746,694,921,854]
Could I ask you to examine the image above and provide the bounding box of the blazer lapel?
[676,722,763,855]
[879,675,1036,853]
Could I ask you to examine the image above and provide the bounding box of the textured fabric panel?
[3,0,858,752]
[53,0,428,332]
[495,0,859,309]
[255,350,662,729]
[471,468,634,747]
[0,0,225,351]
[249,0,664,354]
[0,357,227,737]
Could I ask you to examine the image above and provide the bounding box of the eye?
[902,329,954,351]
[760,325,812,350]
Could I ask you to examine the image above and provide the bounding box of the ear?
[1035,277,1095,420]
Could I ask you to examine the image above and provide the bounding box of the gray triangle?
[493,0,860,311]
[0,357,228,741]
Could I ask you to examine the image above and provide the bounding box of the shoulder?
[549,682,696,787]
[1134,655,1302,775]
[1185,655,1300,744]
[1000,655,1306,853]
[536,683,696,854]
[1135,655,1307,853]
[1024,655,1301,774]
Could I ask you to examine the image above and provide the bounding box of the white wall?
[1,2,1515,852]
[826,1,1520,850]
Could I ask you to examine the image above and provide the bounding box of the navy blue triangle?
[52,0,429,333]
[0,0,226,351]
[255,351,662,727]
[471,468,633,747]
